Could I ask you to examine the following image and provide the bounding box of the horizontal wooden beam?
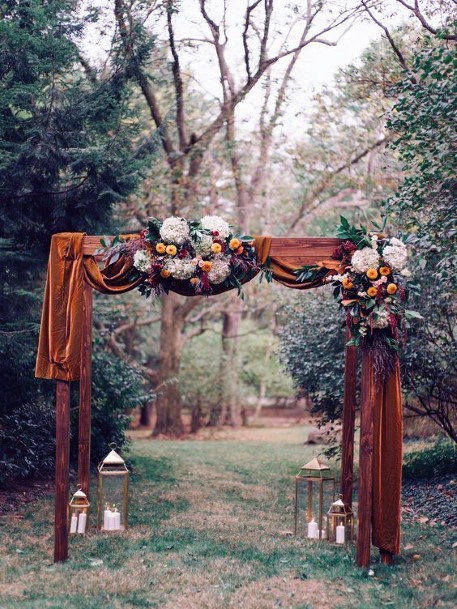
[83,235,342,261]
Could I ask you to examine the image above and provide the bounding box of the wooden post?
[356,351,375,568]
[54,380,71,563]
[340,332,357,507]
[78,280,93,497]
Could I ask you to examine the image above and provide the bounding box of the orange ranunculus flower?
[229,238,241,250]
[386,283,398,294]
[380,266,391,276]
[366,268,378,280]
[211,243,222,254]
[156,242,166,254]
[160,269,171,279]
[342,278,354,289]
[200,261,212,272]
[190,277,199,285]
[165,244,177,256]
[367,286,378,298]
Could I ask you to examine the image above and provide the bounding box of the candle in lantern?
[336,524,345,544]
[70,514,78,534]
[320,528,327,540]
[108,510,117,531]
[307,519,319,539]
[113,508,121,530]
[103,505,112,530]
[77,511,87,534]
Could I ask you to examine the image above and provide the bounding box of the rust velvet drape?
[35,232,402,556]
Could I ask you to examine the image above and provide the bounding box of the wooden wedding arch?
[36,234,402,569]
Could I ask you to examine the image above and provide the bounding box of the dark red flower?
[332,240,357,261]
[178,249,189,259]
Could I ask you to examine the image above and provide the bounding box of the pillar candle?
[103,508,112,530]
[307,519,318,539]
[113,510,121,530]
[70,515,78,534]
[320,529,327,540]
[336,524,345,544]
[77,512,87,534]
[108,511,116,531]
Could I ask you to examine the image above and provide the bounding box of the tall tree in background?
[112,0,369,434]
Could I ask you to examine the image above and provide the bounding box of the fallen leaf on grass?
[404,544,414,550]
[412,554,422,561]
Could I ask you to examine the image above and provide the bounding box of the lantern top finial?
[102,445,125,465]
[72,484,88,499]
[331,496,345,508]
[301,457,330,471]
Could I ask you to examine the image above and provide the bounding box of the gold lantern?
[68,484,90,535]
[97,443,129,532]
[294,457,335,540]
[327,494,355,545]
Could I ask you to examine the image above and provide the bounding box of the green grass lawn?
[0,425,455,609]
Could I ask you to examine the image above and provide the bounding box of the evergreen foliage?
[385,39,457,441]
[0,0,154,486]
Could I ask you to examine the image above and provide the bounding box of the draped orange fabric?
[254,235,342,288]
[35,233,142,381]
[372,358,403,555]
[35,232,402,556]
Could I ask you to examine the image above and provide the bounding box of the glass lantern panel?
[295,477,335,539]
[328,513,354,544]
[99,473,128,531]
[69,506,88,535]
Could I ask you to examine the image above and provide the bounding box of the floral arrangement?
[101,215,257,298]
[295,217,421,375]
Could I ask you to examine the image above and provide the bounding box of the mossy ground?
[0,425,455,608]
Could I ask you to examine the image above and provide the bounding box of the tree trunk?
[218,296,243,428]
[139,402,153,427]
[153,292,184,436]
[190,400,202,434]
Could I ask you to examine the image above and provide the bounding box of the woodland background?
[0,0,455,487]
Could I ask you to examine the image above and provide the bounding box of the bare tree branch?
[395,0,457,40]
[361,0,414,77]
[167,0,187,151]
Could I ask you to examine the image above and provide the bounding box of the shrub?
[279,289,348,425]
[403,438,457,481]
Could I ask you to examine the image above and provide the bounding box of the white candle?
[103,509,112,530]
[336,524,345,544]
[113,510,121,530]
[77,512,87,534]
[307,519,319,539]
[108,511,117,531]
[320,529,327,540]
[70,515,78,534]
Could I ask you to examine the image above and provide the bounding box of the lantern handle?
[76,483,82,491]
[109,442,118,450]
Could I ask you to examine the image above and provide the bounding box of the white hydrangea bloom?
[201,215,230,239]
[133,250,152,273]
[383,239,408,271]
[166,258,195,280]
[371,307,391,329]
[159,216,190,245]
[194,234,214,255]
[208,257,231,284]
[351,247,380,273]
[401,268,412,277]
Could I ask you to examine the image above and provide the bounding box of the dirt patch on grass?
[160,574,340,609]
